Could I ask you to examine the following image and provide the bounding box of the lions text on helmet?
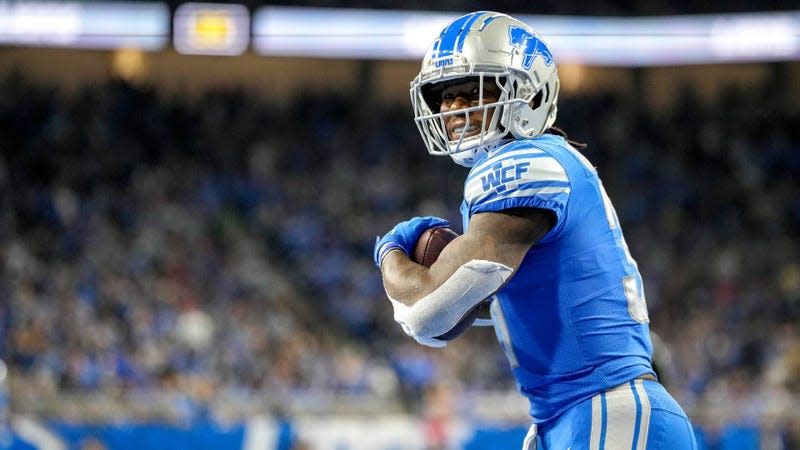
[410,11,560,167]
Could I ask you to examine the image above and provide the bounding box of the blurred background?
[0,1,799,449]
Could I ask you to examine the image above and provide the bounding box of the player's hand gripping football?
[373,216,450,268]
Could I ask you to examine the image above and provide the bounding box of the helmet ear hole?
[531,90,544,109]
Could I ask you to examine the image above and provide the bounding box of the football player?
[374,11,698,450]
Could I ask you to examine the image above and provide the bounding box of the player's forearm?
[380,251,437,305]
[382,252,513,339]
[381,229,498,304]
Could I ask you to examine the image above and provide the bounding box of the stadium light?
[252,7,800,66]
[173,2,250,56]
[0,1,169,50]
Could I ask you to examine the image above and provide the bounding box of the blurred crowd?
[0,64,798,445]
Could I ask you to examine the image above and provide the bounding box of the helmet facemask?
[412,71,529,167]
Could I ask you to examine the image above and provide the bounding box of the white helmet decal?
[410,11,560,167]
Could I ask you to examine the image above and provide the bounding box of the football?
[434,304,482,341]
[412,226,480,341]
[412,226,459,267]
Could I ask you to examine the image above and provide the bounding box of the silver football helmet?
[411,11,560,167]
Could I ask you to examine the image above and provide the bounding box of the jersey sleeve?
[463,142,571,223]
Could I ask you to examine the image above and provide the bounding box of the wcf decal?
[481,161,530,194]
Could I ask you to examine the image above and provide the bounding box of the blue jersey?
[460,134,655,423]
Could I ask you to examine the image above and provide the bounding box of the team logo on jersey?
[481,161,531,194]
[508,26,554,69]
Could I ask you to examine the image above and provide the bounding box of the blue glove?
[373,216,450,268]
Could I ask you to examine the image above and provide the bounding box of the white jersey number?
[567,146,650,324]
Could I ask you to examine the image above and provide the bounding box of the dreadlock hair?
[545,126,587,149]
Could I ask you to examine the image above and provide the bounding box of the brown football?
[413,227,459,267]
[434,304,482,341]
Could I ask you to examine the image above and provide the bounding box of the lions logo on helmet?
[508,26,554,69]
[410,11,560,167]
